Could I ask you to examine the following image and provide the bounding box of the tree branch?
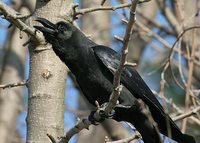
[101,0,107,6]
[75,2,132,16]
[105,133,141,143]
[173,106,200,122]
[168,26,200,89]
[0,1,44,42]
[105,0,139,114]
[0,80,28,89]
[47,102,105,143]
[75,0,151,16]
[153,90,200,125]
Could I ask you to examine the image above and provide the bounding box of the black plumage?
[34,18,196,143]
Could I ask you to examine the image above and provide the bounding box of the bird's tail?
[147,103,196,143]
[114,106,161,143]
[182,134,196,143]
[114,105,196,143]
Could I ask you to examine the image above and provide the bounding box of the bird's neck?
[70,29,97,48]
[53,31,98,76]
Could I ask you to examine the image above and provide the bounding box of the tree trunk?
[26,0,71,142]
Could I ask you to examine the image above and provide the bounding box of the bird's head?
[34,18,74,45]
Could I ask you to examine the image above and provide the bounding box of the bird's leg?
[99,102,116,119]
[88,110,105,125]
[88,101,132,126]
[88,102,115,125]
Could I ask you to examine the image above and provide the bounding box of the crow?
[34,18,196,143]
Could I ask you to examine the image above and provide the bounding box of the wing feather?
[92,45,164,111]
[92,45,185,137]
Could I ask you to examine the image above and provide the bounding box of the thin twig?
[153,90,200,125]
[114,35,123,43]
[156,0,181,34]
[168,26,200,65]
[124,62,137,68]
[105,133,141,143]
[104,0,140,115]
[166,26,200,90]
[136,8,174,35]
[0,80,28,89]
[75,2,132,16]
[101,0,107,6]
[173,106,200,122]
[75,0,151,16]
[63,119,92,143]
[177,39,187,86]
[181,6,199,132]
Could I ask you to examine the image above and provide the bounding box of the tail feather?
[182,134,196,143]
[114,107,161,143]
[149,106,196,143]
[148,104,196,143]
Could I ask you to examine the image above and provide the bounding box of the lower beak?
[34,17,57,36]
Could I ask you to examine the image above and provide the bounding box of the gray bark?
[26,0,71,142]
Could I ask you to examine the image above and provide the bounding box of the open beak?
[34,17,57,36]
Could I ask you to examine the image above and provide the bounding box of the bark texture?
[26,0,71,142]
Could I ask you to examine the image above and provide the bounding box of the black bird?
[34,18,196,143]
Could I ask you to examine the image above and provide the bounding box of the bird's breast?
[76,70,113,105]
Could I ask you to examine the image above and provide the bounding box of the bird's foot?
[99,102,116,118]
[88,110,105,125]
[88,101,131,126]
[88,103,115,125]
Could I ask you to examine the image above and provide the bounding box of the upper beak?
[34,17,57,36]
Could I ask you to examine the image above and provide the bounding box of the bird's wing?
[92,45,197,143]
[92,45,164,111]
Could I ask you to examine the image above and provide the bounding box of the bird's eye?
[58,25,65,31]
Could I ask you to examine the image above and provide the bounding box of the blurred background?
[0,0,200,143]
